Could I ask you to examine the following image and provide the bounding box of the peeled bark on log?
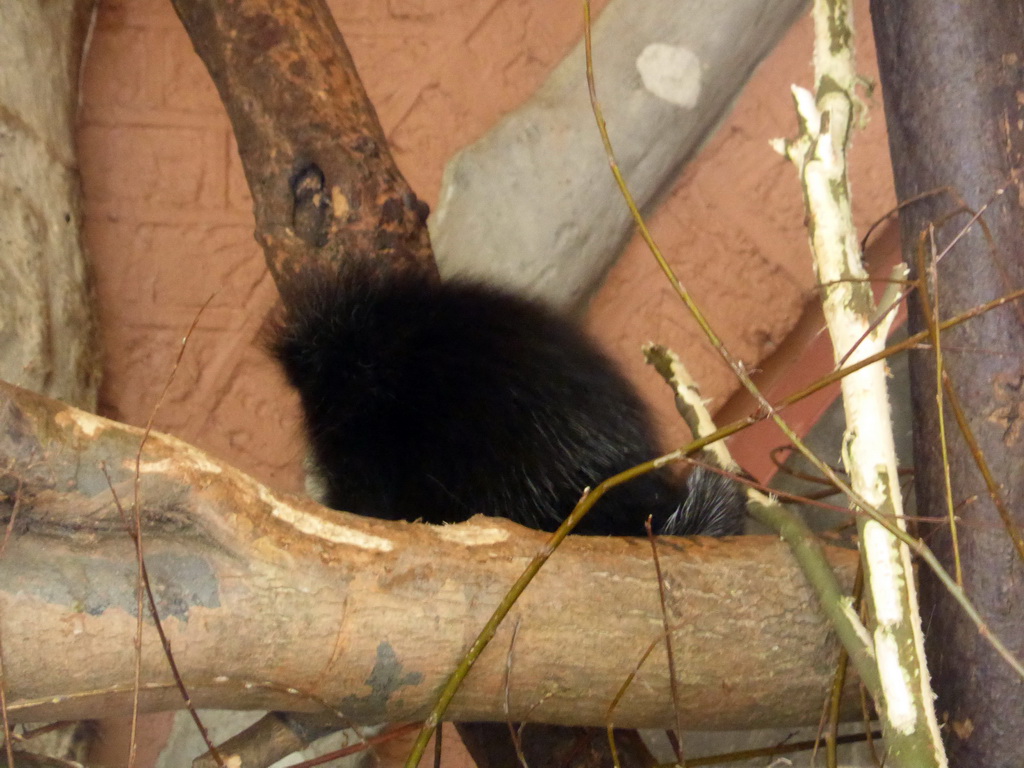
[0,0,101,410]
[1,381,857,731]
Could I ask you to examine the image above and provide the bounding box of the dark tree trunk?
[870,2,1024,764]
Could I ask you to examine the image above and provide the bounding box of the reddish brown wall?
[78,0,894,493]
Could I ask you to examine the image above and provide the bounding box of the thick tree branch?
[0,381,858,730]
[169,0,434,288]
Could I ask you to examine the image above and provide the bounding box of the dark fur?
[272,258,744,537]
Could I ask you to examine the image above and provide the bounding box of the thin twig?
[432,721,443,768]
[0,633,14,768]
[916,227,963,585]
[119,297,224,768]
[101,466,226,767]
[644,517,686,767]
[291,723,422,768]
[657,730,883,767]
[839,187,1004,371]
[827,565,864,768]
[939,370,1024,560]
[0,477,20,768]
[0,474,20,559]
[503,620,529,768]
[605,637,662,768]
[403,450,666,767]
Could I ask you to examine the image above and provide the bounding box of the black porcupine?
[271,258,744,537]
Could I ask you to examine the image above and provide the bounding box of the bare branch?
[0,381,857,730]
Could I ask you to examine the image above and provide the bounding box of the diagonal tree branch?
[169,0,435,288]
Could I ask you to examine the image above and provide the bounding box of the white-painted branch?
[776,1,946,765]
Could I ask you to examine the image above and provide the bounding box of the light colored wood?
[431,0,805,312]
[0,381,858,731]
[0,0,100,410]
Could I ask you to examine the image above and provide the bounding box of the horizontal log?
[0,381,857,729]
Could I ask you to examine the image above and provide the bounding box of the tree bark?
[169,0,435,290]
[1,381,858,731]
[871,2,1024,764]
[0,0,101,410]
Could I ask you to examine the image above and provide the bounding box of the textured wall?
[79,0,613,492]
[78,0,894,491]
